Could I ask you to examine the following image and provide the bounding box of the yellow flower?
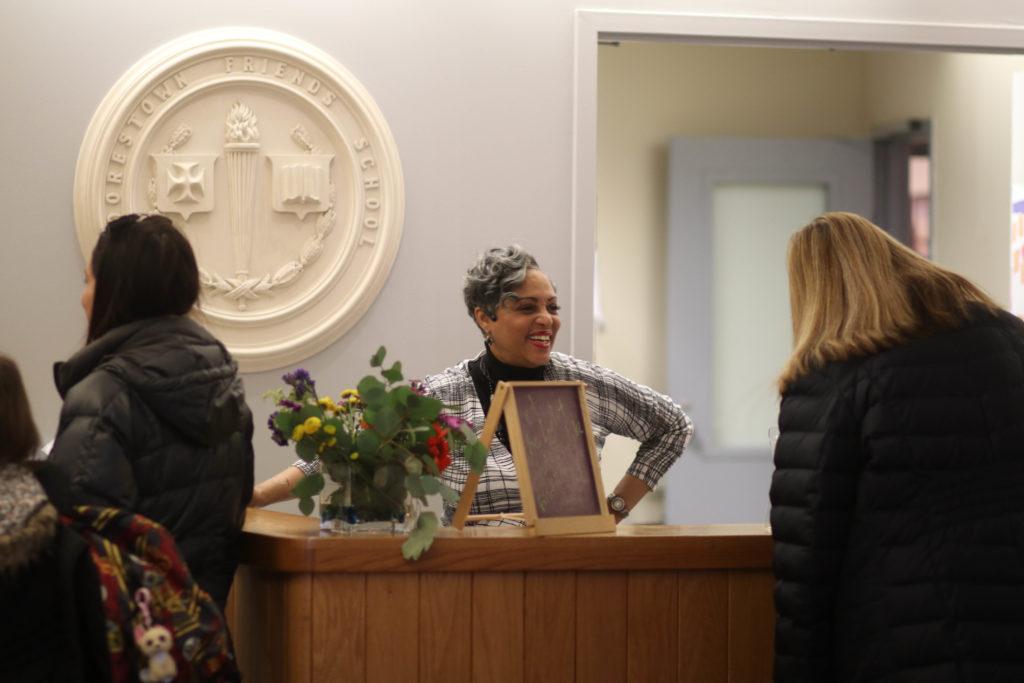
[291,425,304,441]
[317,442,326,454]
[341,389,359,399]
[323,424,337,435]
[327,437,337,447]
[318,397,336,410]
[303,416,322,434]
[350,451,360,461]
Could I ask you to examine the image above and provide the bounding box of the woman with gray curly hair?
[254,246,692,524]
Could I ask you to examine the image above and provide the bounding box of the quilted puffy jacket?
[50,315,254,606]
[771,307,1024,683]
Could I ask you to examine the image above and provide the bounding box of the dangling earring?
[484,331,494,346]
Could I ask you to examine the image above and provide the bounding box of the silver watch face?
[608,495,626,513]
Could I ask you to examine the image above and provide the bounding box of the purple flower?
[439,413,473,431]
[282,368,316,399]
[267,412,288,446]
[279,399,303,411]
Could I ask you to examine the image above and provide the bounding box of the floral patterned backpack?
[61,505,240,682]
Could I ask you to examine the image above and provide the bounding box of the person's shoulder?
[548,351,592,373]
[870,305,1021,370]
[119,316,234,375]
[547,352,618,382]
[421,356,475,395]
[783,359,862,399]
[61,363,129,417]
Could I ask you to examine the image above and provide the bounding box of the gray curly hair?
[463,245,540,327]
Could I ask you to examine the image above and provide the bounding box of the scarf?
[0,463,57,574]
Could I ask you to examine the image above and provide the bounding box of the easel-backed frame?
[452,380,615,535]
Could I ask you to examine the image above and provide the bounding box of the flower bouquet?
[266,347,487,560]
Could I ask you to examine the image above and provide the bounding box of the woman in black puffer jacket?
[772,212,1024,682]
[50,214,254,608]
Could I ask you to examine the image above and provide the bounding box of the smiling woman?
[253,245,694,524]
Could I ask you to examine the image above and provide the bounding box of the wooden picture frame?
[452,381,615,535]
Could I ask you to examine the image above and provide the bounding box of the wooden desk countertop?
[241,507,773,574]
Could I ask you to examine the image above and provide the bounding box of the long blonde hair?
[778,212,998,392]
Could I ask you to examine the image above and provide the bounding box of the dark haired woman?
[0,355,110,681]
[50,214,254,607]
[254,245,692,524]
[772,212,1024,682]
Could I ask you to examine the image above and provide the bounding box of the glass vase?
[319,463,418,535]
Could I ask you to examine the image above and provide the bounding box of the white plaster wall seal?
[74,27,405,372]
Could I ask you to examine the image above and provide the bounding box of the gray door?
[663,137,873,524]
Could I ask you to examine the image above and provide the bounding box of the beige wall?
[596,42,1024,519]
[865,50,1024,304]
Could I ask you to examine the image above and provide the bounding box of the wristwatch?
[607,494,629,518]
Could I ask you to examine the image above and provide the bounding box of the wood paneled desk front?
[228,508,774,682]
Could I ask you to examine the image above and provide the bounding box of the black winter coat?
[771,309,1024,683]
[50,315,254,606]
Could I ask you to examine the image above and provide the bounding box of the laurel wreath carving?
[198,186,336,308]
[149,123,337,310]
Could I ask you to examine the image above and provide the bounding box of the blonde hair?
[778,212,998,392]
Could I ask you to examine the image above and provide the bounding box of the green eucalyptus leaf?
[362,387,387,409]
[370,346,386,367]
[401,512,439,561]
[403,455,423,476]
[408,396,443,422]
[405,474,426,500]
[274,411,297,436]
[319,447,342,466]
[389,387,414,411]
[297,496,315,516]
[292,473,325,499]
[296,438,318,462]
[438,482,460,505]
[464,441,488,473]
[419,475,441,495]
[357,375,385,395]
[421,454,440,476]
[372,406,401,438]
[298,403,322,422]
[356,430,381,456]
[325,462,349,487]
[381,361,403,383]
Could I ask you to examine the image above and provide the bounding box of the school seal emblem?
[73,28,404,371]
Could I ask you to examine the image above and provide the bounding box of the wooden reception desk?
[228,508,774,682]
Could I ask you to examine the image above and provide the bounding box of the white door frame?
[569,10,1024,359]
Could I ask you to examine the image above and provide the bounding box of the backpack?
[61,505,240,683]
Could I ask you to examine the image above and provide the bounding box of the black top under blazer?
[771,307,1024,683]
